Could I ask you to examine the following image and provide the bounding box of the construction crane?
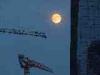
[0,27,47,38]
[18,54,54,75]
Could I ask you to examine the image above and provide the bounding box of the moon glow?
[51,13,62,24]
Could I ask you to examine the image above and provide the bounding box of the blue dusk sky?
[0,0,70,75]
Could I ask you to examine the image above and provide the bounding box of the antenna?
[18,54,54,75]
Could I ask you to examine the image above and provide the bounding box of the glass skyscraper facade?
[71,0,100,75]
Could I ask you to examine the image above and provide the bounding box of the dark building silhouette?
[71,0,100,75]
[87,40,100,75]
[70,0,79,75]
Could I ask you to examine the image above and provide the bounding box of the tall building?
[71,0,100,75]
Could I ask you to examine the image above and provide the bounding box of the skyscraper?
[71,0,100,75]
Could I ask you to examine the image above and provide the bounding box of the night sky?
[0,0,70,75]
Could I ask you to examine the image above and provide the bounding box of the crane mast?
[24,68,30,75]
[18,54,53,75]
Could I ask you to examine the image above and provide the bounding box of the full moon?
[51,13,62,24]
